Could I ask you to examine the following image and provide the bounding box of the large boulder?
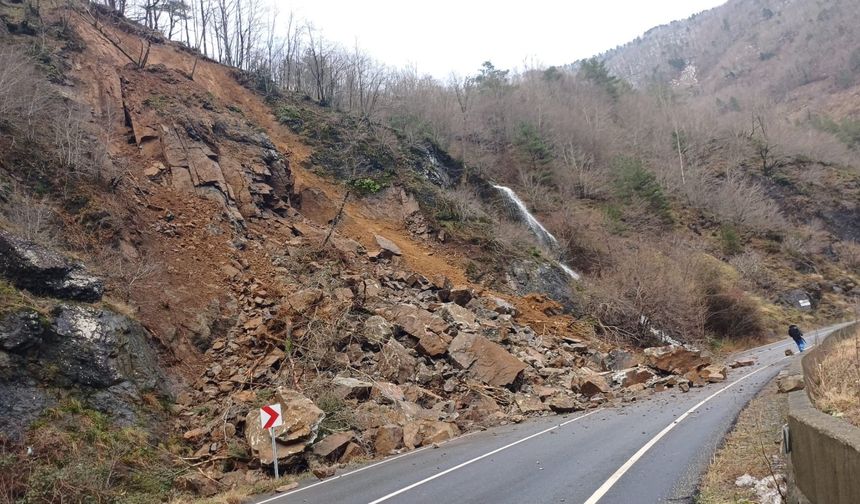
[312,431,356,461]
[245,388,325,465]
[386,304,447,338]
[374,235,402,258]
[376,339,417,384]
[448,333,526,388]
[643,345,710,375]
[0,231,104,301]
[573,373,610,397]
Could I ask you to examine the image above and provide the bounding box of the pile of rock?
[171,227,736,488]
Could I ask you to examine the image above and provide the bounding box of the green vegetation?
[611,156,673,223]
[349,177,383,195]
[0,280,28,316]
[811,115,860,149]
[142,95,170,112]
[315,393,358,436]
[578,57,629,99]
[514,122,553,169]
[3,399,178,503]
[718,224,743,255]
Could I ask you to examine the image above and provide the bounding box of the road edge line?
[582,359,782,504]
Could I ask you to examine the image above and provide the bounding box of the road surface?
[253,322,853,504]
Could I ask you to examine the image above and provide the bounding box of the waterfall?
[492,184,581,281]
[492,185,558,246]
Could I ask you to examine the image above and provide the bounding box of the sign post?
[260,403,284,479]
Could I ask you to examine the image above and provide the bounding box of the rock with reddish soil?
[448,333,527,388]
[244,389,325,464]
[417,332,450,358]
[376,339,417,384]
[339,442,365,463]
[438,303,477,328]
[448,286,473,306]
[620,367,656,388]
[373,424,404,455]
[644,345,711,375]
[698,364,728,383]
[374,235,402,258]
[332,376,372,400]
[386,304,447,338]
[547,395,581,413]
[514,393,548,414]
[312,431,356,461]
[573,373,611,397]
[285,288,323,314]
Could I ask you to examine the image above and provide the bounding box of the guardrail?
[787,323,860,504]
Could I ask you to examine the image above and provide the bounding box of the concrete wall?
[787,324,860,504]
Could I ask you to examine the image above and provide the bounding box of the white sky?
[272,0,729,78]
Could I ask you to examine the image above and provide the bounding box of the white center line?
[366,408,604,504]
[582,357,785,504]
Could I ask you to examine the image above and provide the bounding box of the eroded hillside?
[0,3,749,501]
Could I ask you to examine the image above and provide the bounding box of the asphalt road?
[253,322,853,504]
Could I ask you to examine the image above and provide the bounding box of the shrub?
[718,224,743,255]
[349,177,383,195]
[612,156,673,224]
[698,262,766,341]
[2,400,177,503]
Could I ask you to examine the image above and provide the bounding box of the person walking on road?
[788,324,807,352]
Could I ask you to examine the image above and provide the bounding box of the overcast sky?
[274,0,729,78]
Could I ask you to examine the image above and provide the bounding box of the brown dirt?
[58,11,594,387]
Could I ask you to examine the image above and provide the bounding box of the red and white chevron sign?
[260,403,283,429]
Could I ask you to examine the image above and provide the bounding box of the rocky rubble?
[167,220,732,490]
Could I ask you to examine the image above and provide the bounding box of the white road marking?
[366,408,604,504]
[582,361,779,504]
[581,326,860,504]
[255,444,437,504]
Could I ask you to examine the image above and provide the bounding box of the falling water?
[492,184,581,281]
[492,185,558,246]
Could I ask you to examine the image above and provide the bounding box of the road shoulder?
[696,376,788,504]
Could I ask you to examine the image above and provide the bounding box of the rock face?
[0,305,164,440]
[448,333,526,388]
[46,305,163,389]
[0,231,104,301]
[505,259,581,314]
[644,345,711,375]
[245,388,325,464]
[121,69,294,221]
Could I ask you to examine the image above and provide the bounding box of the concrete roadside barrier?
[786,323,860,504]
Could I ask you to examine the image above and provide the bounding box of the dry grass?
[813,328,860,427]
[697,380,788,503]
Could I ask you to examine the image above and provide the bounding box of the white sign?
[799,299,811,307]
[260,403,283,429]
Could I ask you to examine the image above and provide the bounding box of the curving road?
[252,323,852,504]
